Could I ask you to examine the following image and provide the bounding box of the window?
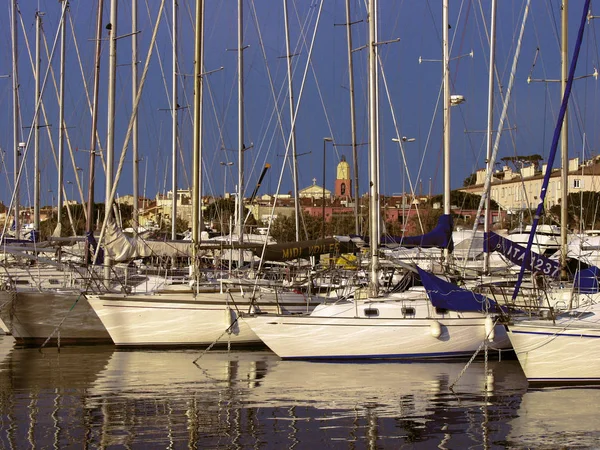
[364,308,379,317]
[401,306,415,316]
[573,179,582,189]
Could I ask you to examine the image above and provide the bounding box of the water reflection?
[507,387,600,448]
[0,335,546,448]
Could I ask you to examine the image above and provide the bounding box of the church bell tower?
[335,155,352,199]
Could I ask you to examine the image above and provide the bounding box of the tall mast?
[237,0,245,265]
[11,0,20,239]
[55,0,67,237]
[192,0,205,250]
[283,0,300,241]
[442,0,451,262]
[86,0,103,244]
[368,0,379,296]
[483,0,497,274]
[132,0,139,232]
[34,11,42,233]
[345,0,360,235]
[560,0,569,279]
[171,0,178,240]
[105,0,118,281]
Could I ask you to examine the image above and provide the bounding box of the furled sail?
[511,0,589,299]
[103,218,194,261]
[256,238,357,262]
[350,214,454,251]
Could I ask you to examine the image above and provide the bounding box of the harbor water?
[0,335,599,449]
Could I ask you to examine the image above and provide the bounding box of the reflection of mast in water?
[366,406,378,449]
[0,343,529,448]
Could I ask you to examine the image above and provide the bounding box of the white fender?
[486,372,495,393]
[430,320,442,339]
[485,315,495,342]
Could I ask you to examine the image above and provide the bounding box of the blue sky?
[1,1,599,209]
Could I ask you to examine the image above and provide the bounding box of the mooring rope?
[192,316,240,366]
[449,316,500,391]
[39,292,83,352]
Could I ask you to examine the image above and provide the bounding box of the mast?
[442,0,451,257]
[86,0,103,252]
[512,0,590,300]
[132,0,139,233]
[345,0,360,235]
[237,0,245,266]
[368,0,379,296]
[11,0,20,239]
[560,0,568,279]
[55,0,67,237]
[283,0,300,241]
[483,0,497,274]
[105,0,118,282]
[192,0,205,254]
[171,0,178,240]
[34,11,42,233]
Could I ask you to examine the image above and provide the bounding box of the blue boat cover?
[86,231,104,265]
[484,231,561,279]
[352,214,454,251]
[574,265,600,294]
[417,266,506,313]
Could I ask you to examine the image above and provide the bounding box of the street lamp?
[392,136,416,231]
[322,137,333,240]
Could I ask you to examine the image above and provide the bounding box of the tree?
[549,191,600,230]
[330,213,356,236]
[204,199,240,233]
[429,190,499,210]
[405,208,444,235]
[500,154,543,172]
[463,173,477,187]
[269,215,295,243]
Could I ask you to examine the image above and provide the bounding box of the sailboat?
[505,0,600,384]
[241,0,511,360]
[86,0,322,348]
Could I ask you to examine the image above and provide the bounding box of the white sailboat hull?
[507,318,600,384]
[0,290,112,345]
[87,289,316,347]
[243,300,511,360]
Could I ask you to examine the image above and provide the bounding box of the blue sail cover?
[484,231,560,279]
[574,266,600,294]
[351,214,454,251]
[382,214,454,251]
[86,231,104,265]
[417,266,507,313]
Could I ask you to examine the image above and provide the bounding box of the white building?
[460,157,600,211]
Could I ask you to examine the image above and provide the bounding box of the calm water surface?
[0,335,599,449]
